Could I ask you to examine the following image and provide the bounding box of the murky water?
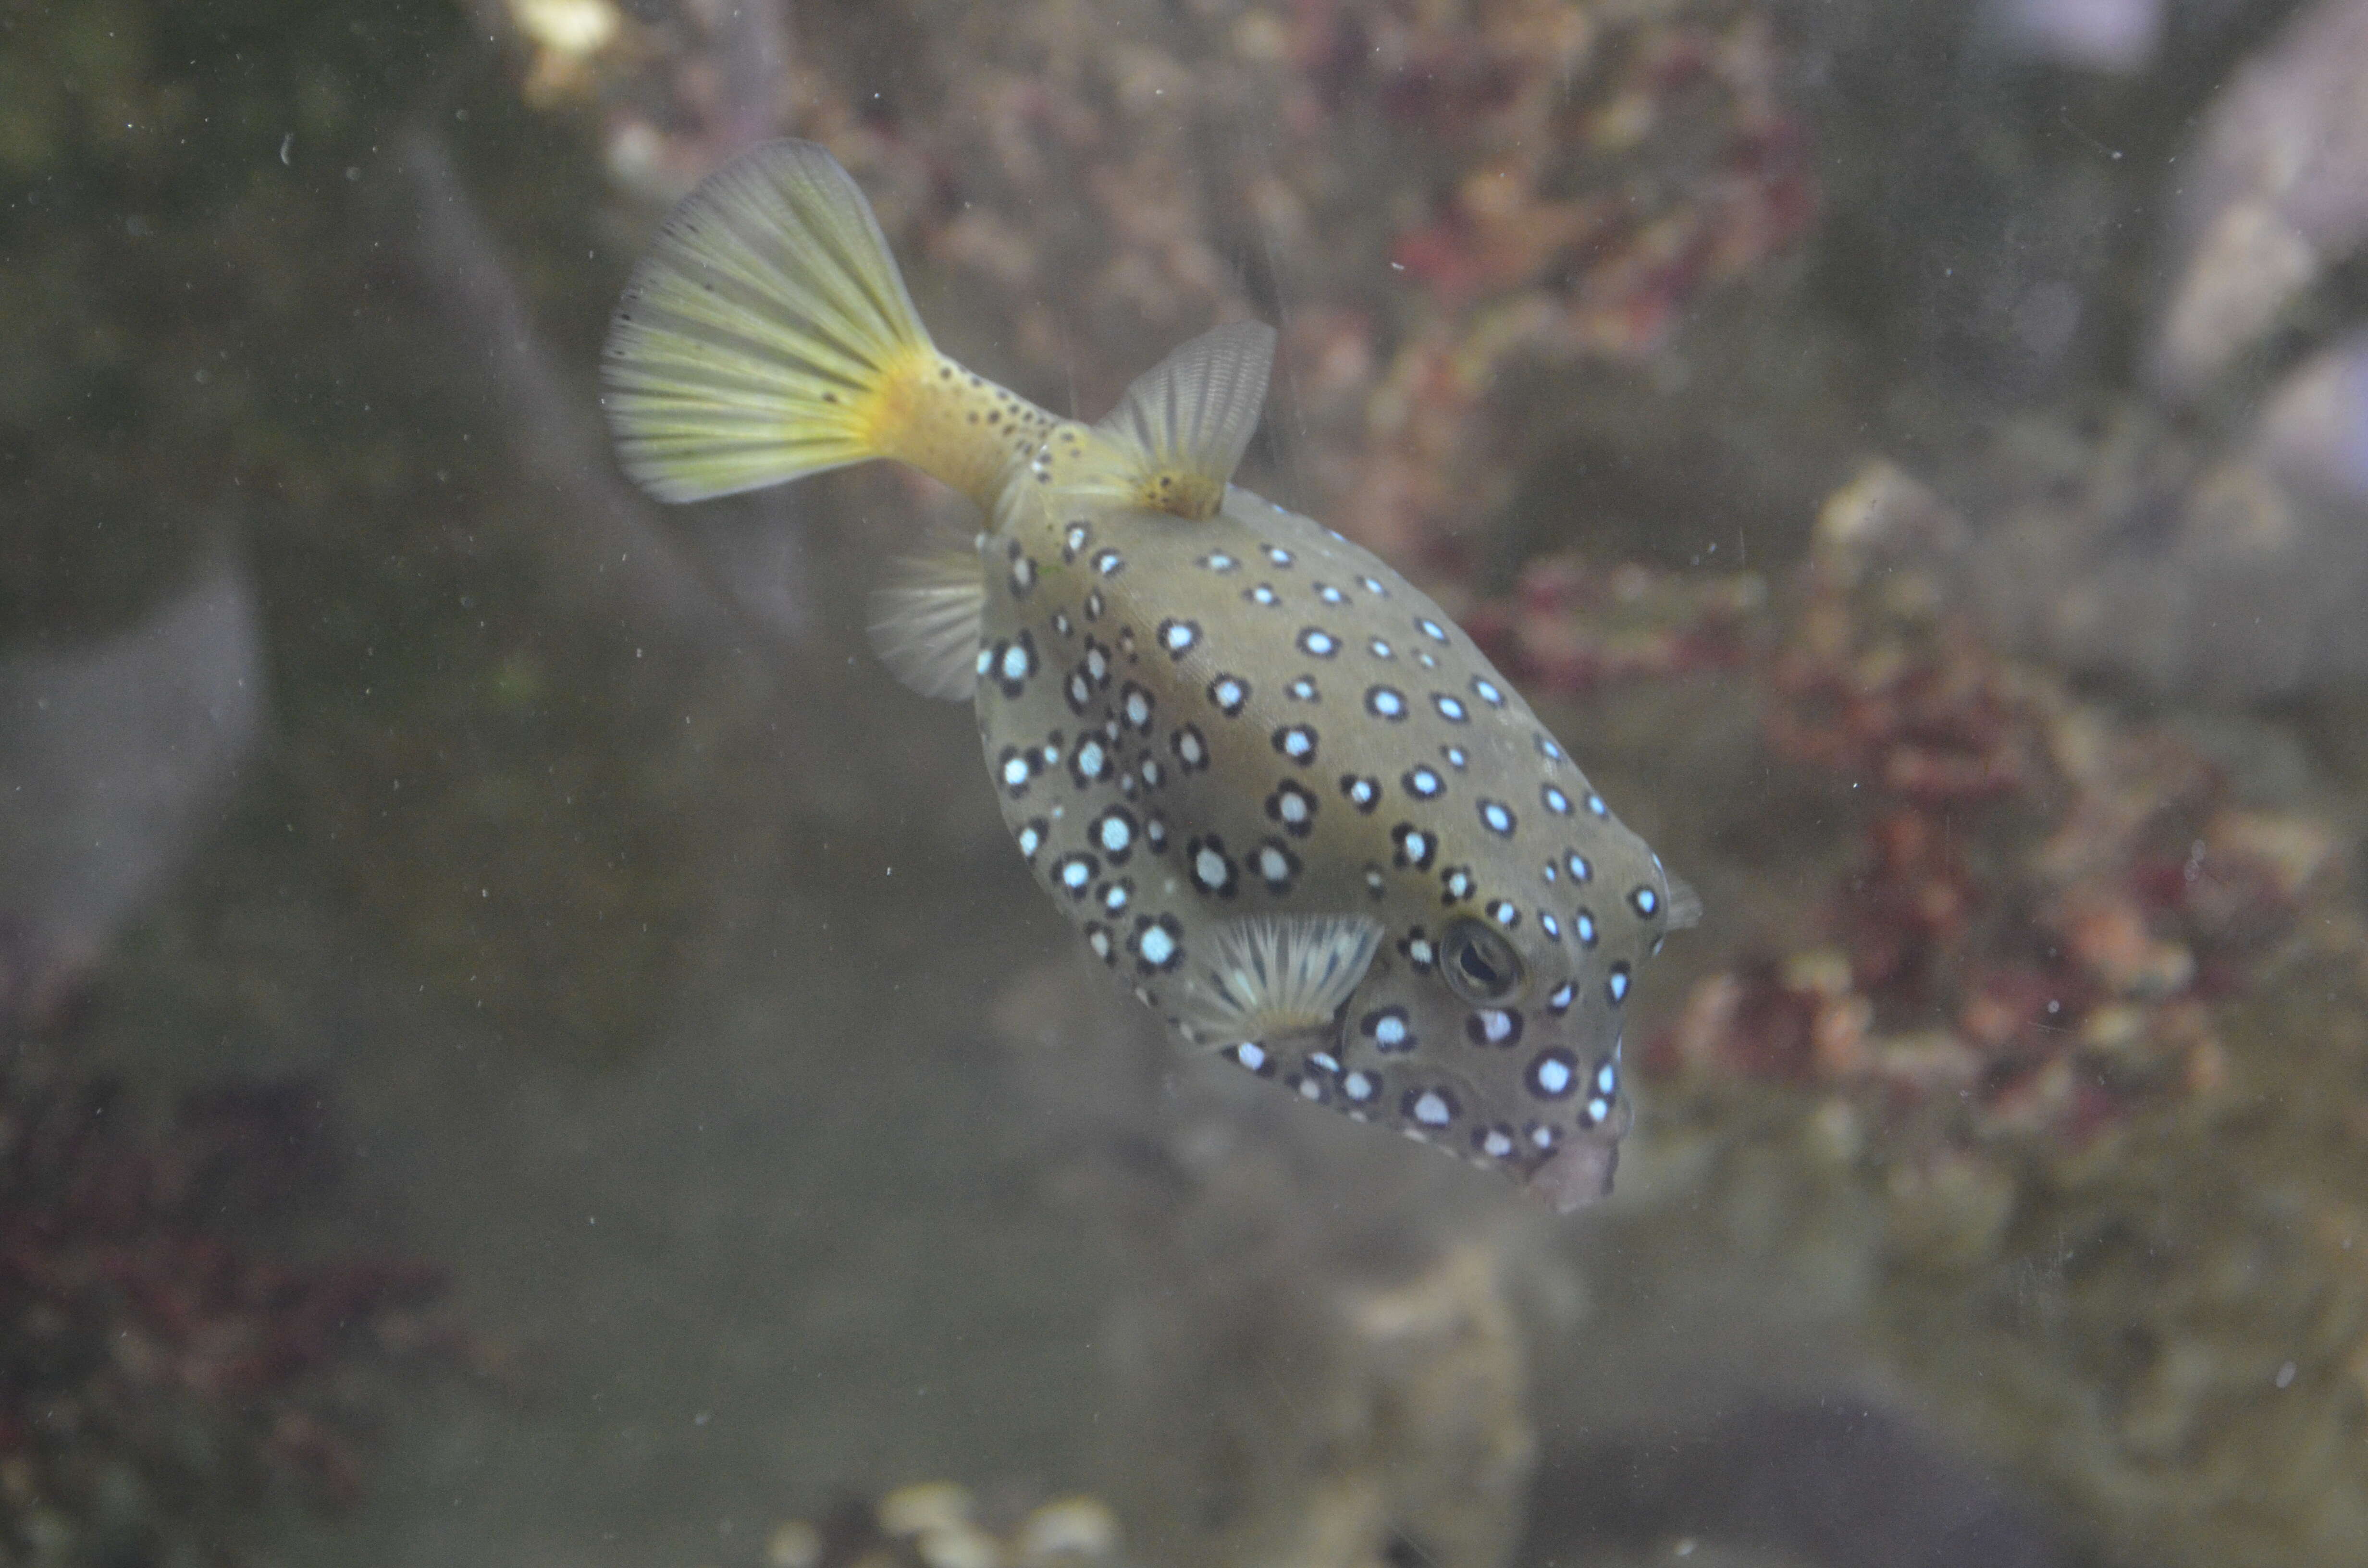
[5,2,2366,1566]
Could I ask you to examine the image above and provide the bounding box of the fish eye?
[1441,918,1523,1005]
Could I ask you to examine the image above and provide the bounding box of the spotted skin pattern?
[601,140,1692,1209]
[976,482,1681,1202]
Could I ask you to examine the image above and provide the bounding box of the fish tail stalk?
[603,140,1051,511]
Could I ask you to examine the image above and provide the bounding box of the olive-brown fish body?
[977,479,1679,1202]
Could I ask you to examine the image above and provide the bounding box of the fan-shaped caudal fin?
[1179,913,1382,1047]
[603,139,1052,509]
[1085,321,1277,521]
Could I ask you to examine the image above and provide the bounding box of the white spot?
[1473,677,1503,705]
[1434,694,1468,722]
[1289,677,1318,701]
[1213,678,1244,710]
[1481,802,1512,833]
[1416,651,1438,669]
[1413,1091,1452,1127]
[1635,887,1659,916]
[1531,1124,1559,1149]
[1608,969,1629,1002]
[1195,847,1228,888]
[1311,1052,1341,1073]
[1203,551,1236,572]
[1164,621,1197,653]
[1344,1071,1376,1102]
[1540,912,1561,938]
[1538,735,1564,760]
[1544,787,1571,815]
[1586,793,1607,816]
[1359,576,1387,595]
[1002,755,1031,786]
[1088,929,1112,959]
[1258,847,1290,882]
[1318,584,1346,605]
[1300,629,1338,656]
[1178,731,1206,765]
[1235,1041,1268,1072]
[1099,816,1134,853]
[1017,826,1042,857]
[975,648,994,675]
[1139,925,1177,965]
[1595,1061,1617,1095]
[1369,687,1405,718]
[1077,739,1107,777]
[1443,746,1468,769]
[1279,793,1310,823]
[1535,1057,1573,1095]
[1585,1096,1610,1125]
[1373,1014,1409,1048]
[1406,937,1435,965]
[1403,831,1429,861]
[1576,912,1596,944]
[1061,859,1092,890]
[1477,1010,1514,1044]
[1567,854,1592,882]
[1298,1077,1323,1101]
[1408,770,1440,797]
[1281,728,1314,759]
[1125,690,1151,726]
[1548,981,1575,1011]
[1482,1129,1515,1158]
[1093,548,1123,576]
[1250,584,1279,606]
[1418,618,1448,643]
[1369,638,1394,659]
[1265,546,1294,566]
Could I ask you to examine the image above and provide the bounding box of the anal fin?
[1180,913,1382,1047]
[867,548,986,701]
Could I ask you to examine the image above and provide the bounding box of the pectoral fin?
[866,549,986,701]
[1179,913,1382,1047]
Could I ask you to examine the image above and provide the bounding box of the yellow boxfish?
[602,142,1698,1209]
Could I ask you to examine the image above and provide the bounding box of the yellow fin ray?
[603,140,934,502]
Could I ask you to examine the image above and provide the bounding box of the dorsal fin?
[866,545,986,701]
[1178,913,1382,1048]
[1091,322,1276,521]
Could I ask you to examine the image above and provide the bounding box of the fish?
[601,140,1699,1209]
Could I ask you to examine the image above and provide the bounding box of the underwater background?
[3,0,2367,1564]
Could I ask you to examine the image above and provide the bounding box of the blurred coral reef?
[495,0,1812,576]
[1629,463,2368,1568]
[0,1044,462,1565]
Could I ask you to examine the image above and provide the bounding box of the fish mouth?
[1525,1137,1619,1213]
